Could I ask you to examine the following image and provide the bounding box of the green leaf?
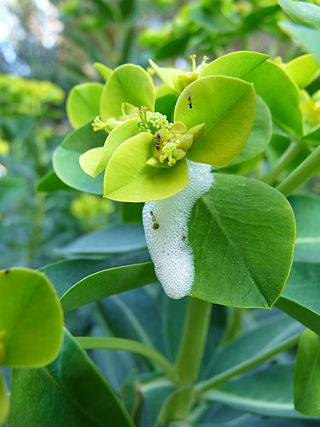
[36,170,72,192]
[205,364,320,420]
[278,0,320,27]
[40,251,151,297]
[246,60,303,137]
[0,268,63,367]
[67,83,103,129]
[100,64,155,120]
[53,123,105,195]
[276,262,320,335]
[57,224,146,258]
[104,132,189,202]
[200,315,301,389]
[60,262,156,312]
[102,118,141,166]
[285,54,320,89]
[189,174,295,308]
[7,330,134,427]
[94,62,113,80]
[290,195,320,263]
[200,51,269,80]
[174,76,256,166]
[279,21,320,61]
[295,329,320,416]
[0,371,8,426]
[228,96,272,166]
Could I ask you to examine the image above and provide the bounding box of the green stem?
[175,297,212,385]
[158,298,212,425]
[261,141,302,185]
[76,337,178,383]
[277,145,320,196]
[195,334,299,396]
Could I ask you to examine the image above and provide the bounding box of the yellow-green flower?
[78,62,256,202]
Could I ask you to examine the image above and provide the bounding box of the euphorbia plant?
[5,46,320,425]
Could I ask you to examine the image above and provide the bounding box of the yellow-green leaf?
[100,64,155,120]
[0,268,64,367]
[104,132,188,202]
[174,76,256,166]
[67,83,103,129]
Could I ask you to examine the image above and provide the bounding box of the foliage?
[1,0,320,426]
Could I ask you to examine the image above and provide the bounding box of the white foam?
[142,160,213,299]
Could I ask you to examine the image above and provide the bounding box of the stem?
[175,297,212,385]
[158,298,212,425]
[195,334,299,396]
[76,337,178,383]
[261,141,302,185]
[277,145,320,196]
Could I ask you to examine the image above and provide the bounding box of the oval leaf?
[0,268,63,367]
[174,76,256,166]
[67,83,103,129]
[53,123,105,195]
[200,51,269,79]
[104,132,189,202]
[100,64,155,120]
[189,174,295,309]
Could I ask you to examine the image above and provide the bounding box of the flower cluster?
[138,108,197,167]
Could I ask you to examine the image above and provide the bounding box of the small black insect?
[182,235,186,241]
[155,133,161,151]
[187,91,192,109]
[150,211,160,230]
